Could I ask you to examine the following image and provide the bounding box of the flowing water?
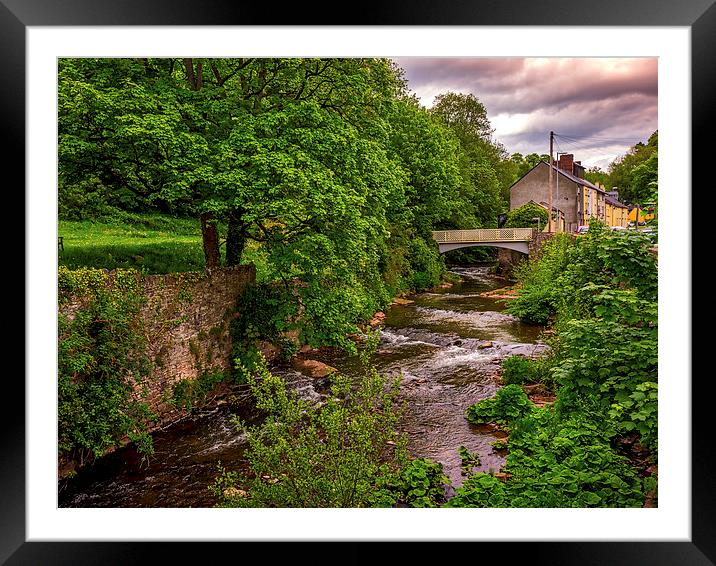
[58,266,546,507]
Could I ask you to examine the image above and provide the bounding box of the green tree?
[59,57,406,269]
[504,201,548,230]
[510,152,551,180]
[607,131,658,205]
[584,166,609,187]
[430,91,507,226]
[630,152,658,204]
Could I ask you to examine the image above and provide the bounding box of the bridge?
[432,228,535,254]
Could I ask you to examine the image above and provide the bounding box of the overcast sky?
[392,57,658,171]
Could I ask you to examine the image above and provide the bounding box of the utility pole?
[548,131,554,232]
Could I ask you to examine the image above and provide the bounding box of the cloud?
[393,57,658,165]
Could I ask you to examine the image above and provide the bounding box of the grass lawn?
[58,214,208,273]
[58,212,272,278]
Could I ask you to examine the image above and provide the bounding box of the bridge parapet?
[432,228,535,243]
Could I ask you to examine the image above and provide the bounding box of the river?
[58,266,546,507]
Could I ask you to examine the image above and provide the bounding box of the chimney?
[558,154,574,174]
[573,160,585,179]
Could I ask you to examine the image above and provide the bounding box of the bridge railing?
[431,228,535,243]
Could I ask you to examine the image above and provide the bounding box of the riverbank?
[59,266,548,505]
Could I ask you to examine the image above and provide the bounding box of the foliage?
[230,282,297,375]
[405,237,446,291]
[446,409,646,508]
[380,457,450,507]
[505,233,574,324]
[501,353,557,390]
[58,267,156,463]
[607,131,658,205]
[509,152,550,181]
[504,201,549,230]
[457,219,659,508]
[59,58,405,267]
[458,445,482,477]
[552,305,658,450]
[466,384,534,427]
[430,91,509,224]
[387,97,463,235]
[506,223,656,324]
[584,166,610,187]
[501,355,536,385]
[171,371,227,412]
[212,337,410,507]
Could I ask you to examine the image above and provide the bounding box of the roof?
[507,160,606,194]
[546,162,603,192]
[605,195,628,208]
[536,200,565,215]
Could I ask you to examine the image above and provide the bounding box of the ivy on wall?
[58,267,156,465]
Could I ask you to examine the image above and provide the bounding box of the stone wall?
[528,231,556,259]
[496,248,527,278]
[60,265,256,427]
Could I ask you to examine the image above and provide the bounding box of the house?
[535,200,565,232]
[509,153,629,232]
[627,203,656,225]
[605,194,629,228]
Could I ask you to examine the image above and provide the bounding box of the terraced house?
[509,153,629,232]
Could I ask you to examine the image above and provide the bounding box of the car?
[640,228,658,243]
[576,225,589,234]
[610,225,627,231]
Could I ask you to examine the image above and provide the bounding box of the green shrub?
[380,457,450,508]
[459,387,649,508]
[446,410,646,508]
[212,338,410,507]
[407,237,445,291]
[504,202,548,229]
[58,177,113,221]
[501,354,556,390]
[466,384,533,428]
[172,371,227,412]
[453,221,659,508]
[501,355,534,385]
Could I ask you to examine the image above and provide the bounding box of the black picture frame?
[7,1,707,563]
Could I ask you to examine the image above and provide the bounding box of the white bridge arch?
[431,228,535,254]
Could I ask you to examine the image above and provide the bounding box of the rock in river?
[291,358,338,378]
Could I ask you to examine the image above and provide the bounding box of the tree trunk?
[200,212,221,269]
[226,208,246,266]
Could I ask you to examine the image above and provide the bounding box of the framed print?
[8,0,710,563]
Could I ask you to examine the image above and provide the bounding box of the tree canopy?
[430,92,509,226]
[606,131,658,205]
[60,58,520,347]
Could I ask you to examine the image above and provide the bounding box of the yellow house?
[605,195,629,228]
[627,204,656,225]
[581,183,629,228]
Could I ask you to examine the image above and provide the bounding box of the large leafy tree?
[59,57,405,269]
[607,131,658,205]
[509,152,551,180]
[385,97,463,237]
[584,166,610,187]
[430,92,508,224]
